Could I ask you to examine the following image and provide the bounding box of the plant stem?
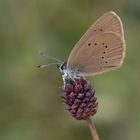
[87,117,100,140]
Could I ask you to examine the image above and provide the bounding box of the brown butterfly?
[58,11,125,80]
[39,11,126,81]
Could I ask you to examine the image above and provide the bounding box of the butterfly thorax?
[57,62,81,82]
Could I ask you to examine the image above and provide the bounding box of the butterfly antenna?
[38,62,61,69]
[40,52,63,63]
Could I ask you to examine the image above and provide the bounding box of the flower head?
[62,77,98,120]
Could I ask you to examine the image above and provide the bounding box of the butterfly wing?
[67,11,125,76]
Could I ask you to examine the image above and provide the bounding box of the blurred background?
[0,0,140,140]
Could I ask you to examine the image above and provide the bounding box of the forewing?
[67,11,124,69]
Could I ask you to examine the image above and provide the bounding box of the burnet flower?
[62,76,98,120]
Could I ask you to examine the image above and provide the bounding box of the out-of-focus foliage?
[0,0,140,140]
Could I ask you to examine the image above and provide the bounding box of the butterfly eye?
[105,61,108,63]
[94,43,97,46]
[102,43,105,45]
[103,51,106,54]
[105,45,108,48]
[101,56,105,59]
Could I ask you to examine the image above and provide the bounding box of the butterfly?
[39,11,125,83]
[57,11,125,81]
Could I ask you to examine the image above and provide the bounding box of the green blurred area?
[0,0,140,140]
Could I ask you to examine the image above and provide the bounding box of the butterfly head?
[57,62,67,73]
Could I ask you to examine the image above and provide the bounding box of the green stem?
[87,118,100,140]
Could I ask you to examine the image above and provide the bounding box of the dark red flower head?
[62,77,98,120]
